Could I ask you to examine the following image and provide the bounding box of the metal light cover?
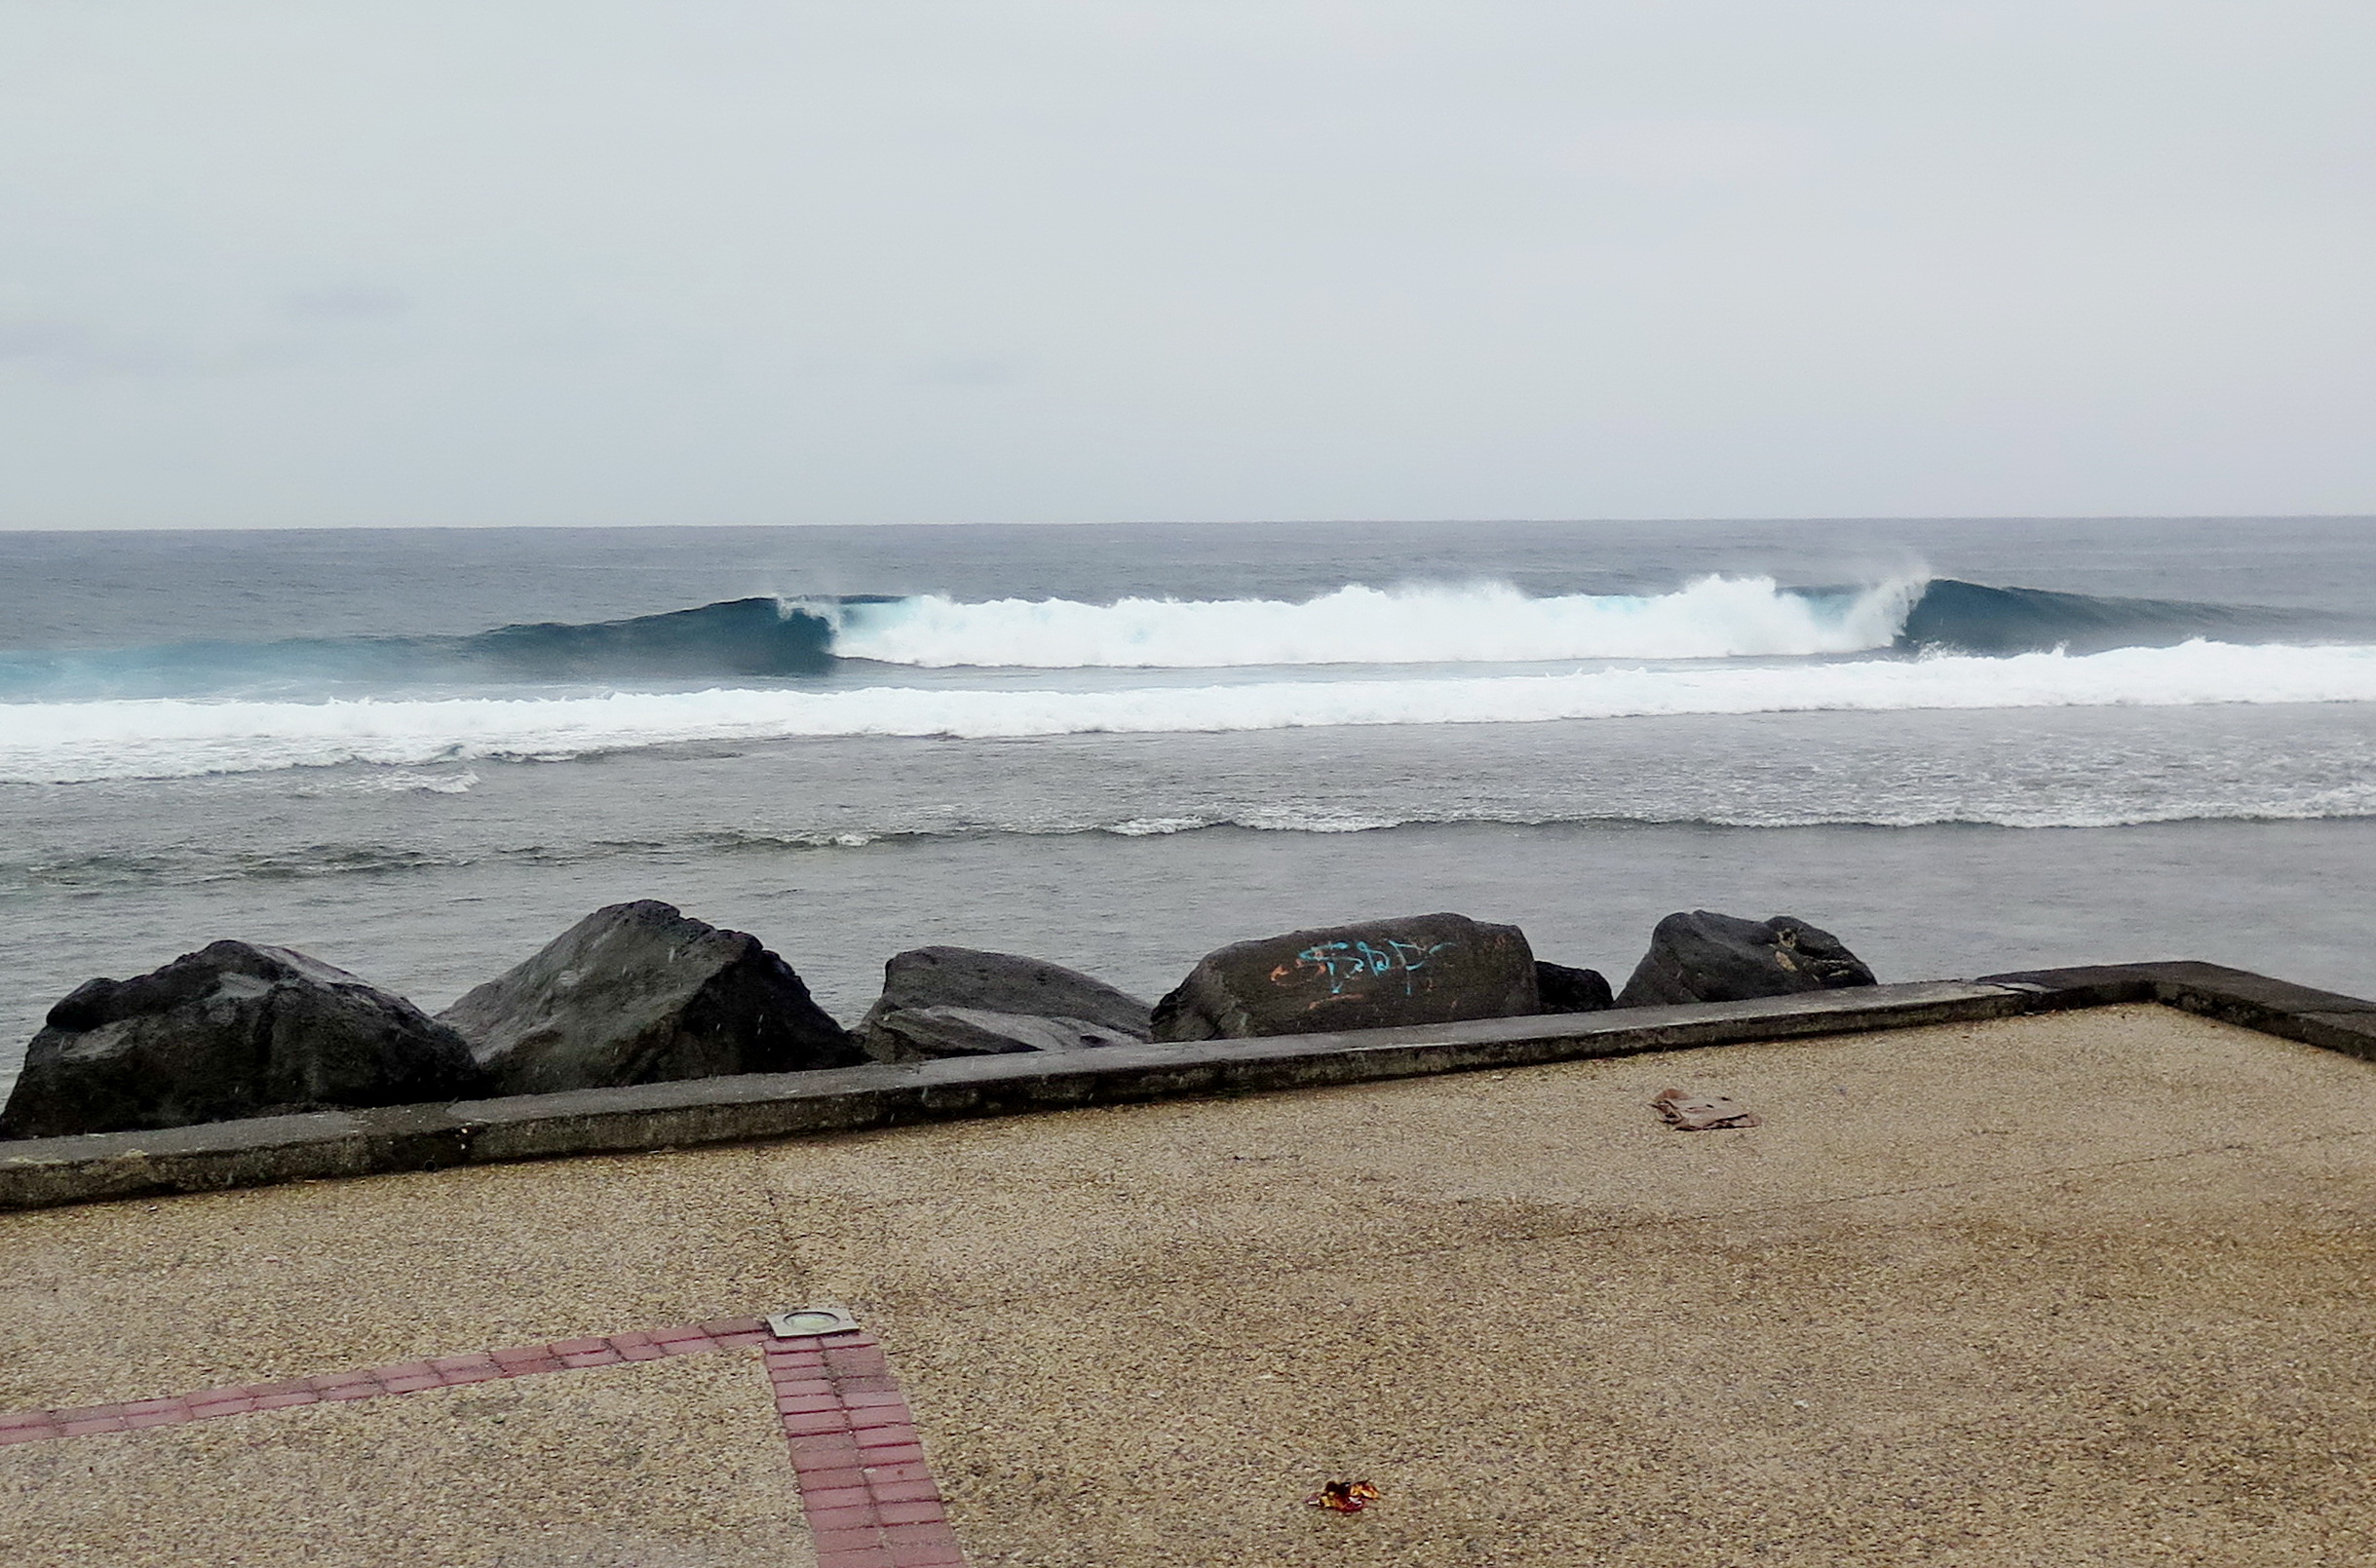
[767,1306,861,1338]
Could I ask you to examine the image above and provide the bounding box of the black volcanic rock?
[1152,912,1539,1043]
[858,946,1155,1062]
[1615,911,1876,1009]
[0,940,483,1139]
[438,900,862,1093]
[1535,961,1614,1013]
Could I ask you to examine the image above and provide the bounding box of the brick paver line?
[765,1330,967,1568]
[0,1313,967,1567]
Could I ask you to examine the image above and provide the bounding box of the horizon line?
[4,513,2374,536]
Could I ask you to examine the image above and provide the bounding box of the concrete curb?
[1,964,2367,1212]
[1978,960,2376,1061]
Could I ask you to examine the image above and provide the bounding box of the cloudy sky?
[2,1,2370,528]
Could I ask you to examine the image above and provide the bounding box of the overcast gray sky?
[2,1,2370,528]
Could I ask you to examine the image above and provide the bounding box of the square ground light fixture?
[767,1306,862,1338]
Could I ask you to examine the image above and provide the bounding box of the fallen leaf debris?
[1307,1479,1382,1513]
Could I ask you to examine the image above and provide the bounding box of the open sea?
[5,516,2375,1094]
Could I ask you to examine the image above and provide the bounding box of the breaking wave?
[832,578,1921,666]
[8,639,2376,784]
[1,576,2347,699]
[831,574,2333,666]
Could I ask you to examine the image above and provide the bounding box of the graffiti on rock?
[1271,938,1455,1002]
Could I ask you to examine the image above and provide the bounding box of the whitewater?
[828,576,1920,667]
[10,639,2376,784]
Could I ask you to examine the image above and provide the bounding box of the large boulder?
[0,940,483,1139]
[1615,911,1876,1008]
[438,900,862,1094]
[1152,913,1539,1042]
[858,946,1154,1062]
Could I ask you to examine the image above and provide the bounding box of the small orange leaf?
[1307,1479,1381,1512]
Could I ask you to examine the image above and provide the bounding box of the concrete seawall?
[6,960,2371,1213]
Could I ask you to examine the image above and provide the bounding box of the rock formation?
[1152,912,1539,1042]
[1615,911,1876,1008]
[1535,961,1614,1013]
[437,900,862,1094]
[0,940,483,1139]
[858,946,1154,1062]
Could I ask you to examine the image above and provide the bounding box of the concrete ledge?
[3,964,2369,1213]
[0,980,2012,1211]
[1981,961,2376,1062]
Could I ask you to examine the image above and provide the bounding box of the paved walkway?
[5,1003,2376,1565]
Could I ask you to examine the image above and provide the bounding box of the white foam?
[6,640,2375,784]
[287,768,479,797]
[1102,809,1406,836]
[833,577,1921,667]
[1103,817,1212,837]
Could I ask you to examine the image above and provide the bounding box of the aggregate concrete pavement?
[0,1354,813,1568]
[4,1003,2374,1565]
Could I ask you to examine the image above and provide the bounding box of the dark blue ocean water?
[4,516,2374,1088]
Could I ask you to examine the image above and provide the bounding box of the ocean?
[5,516,2375,1094]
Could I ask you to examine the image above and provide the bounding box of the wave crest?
[7,576,2348,698]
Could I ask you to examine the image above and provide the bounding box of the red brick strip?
[765,1329,966,1568]
[0,1311,965,1563]
[0,1317,776,1446]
